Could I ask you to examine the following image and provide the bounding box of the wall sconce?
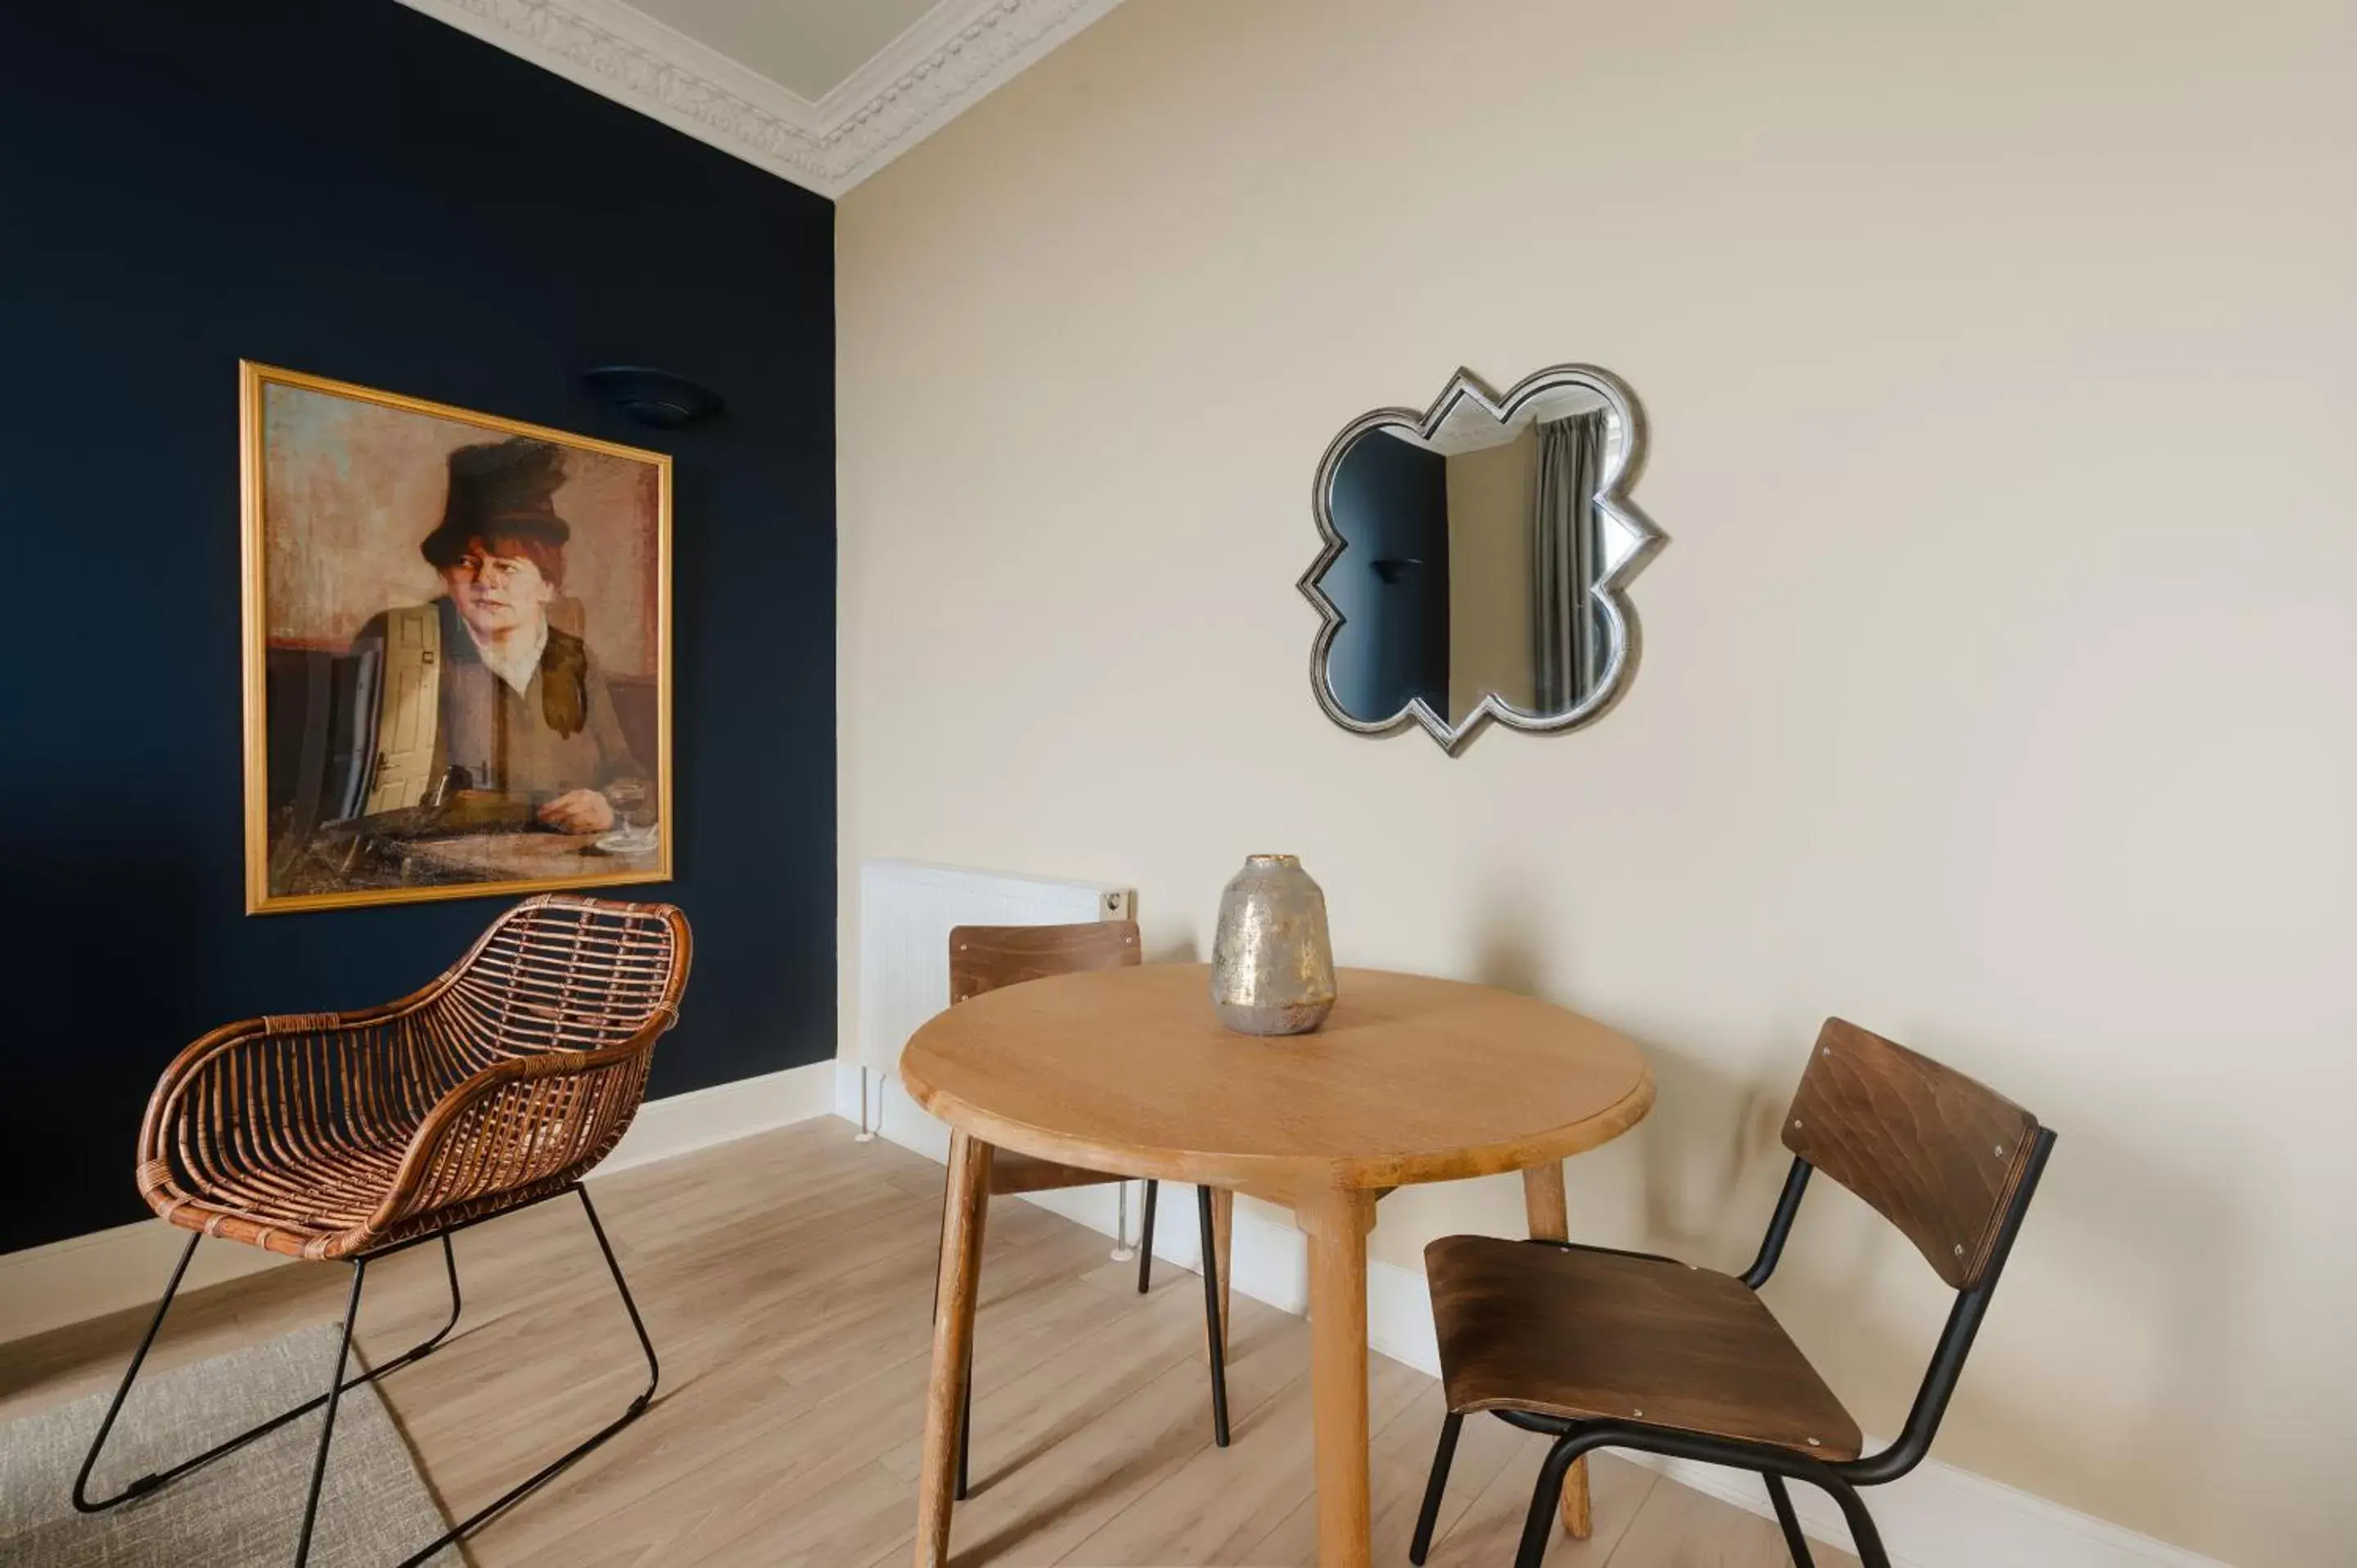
[582,365,724,430]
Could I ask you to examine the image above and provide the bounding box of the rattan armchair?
[75,894,692,1566]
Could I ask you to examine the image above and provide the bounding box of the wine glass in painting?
[601,777,657,854]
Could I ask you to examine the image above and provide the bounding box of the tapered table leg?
[1300,1187,1377,1568]
[1521,1160,1592,1538]
[915,1132,993,1568]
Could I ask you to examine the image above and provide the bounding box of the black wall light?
[583,365,724,429]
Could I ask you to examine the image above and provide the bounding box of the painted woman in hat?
[353,437,643,833]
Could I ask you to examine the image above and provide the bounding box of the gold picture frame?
[241,362,674,914]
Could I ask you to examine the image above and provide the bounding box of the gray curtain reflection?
[1531,411,1607,711]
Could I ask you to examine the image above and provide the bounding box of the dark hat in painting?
[419,437,571,570]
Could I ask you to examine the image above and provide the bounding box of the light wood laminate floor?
[0,1117,1854,1566]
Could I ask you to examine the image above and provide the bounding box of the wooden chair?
[74,894,692,1566]
[1412,1018,2056,1568]
[940,921,1233,1501]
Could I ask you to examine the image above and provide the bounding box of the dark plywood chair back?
[1783,1018,2041,1290]
[949,920,1142,1004]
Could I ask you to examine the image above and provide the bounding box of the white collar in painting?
[462,615,548,697]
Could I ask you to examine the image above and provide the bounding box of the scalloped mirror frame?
[1300,363,1665,755]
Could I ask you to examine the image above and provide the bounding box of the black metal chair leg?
[291,1256,369,1566]
[1196,1185,1230,1448]
[956,1368,973,1501]
[1818,1477,1893,1568]
[71,1228,200,1512]
[390,1186,663,1566]
[70,1186,652,1566]
[74,1230,463,1517]
[1765,1473,1818,1566]
[1408,1411,1462,1565]
[1517,1435,1586,1568]
[575,1186,660,1407]
[1137,1179,1159,1293]
[429,1233,461,1345]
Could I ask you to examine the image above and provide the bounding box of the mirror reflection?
[1303,367,1659,750]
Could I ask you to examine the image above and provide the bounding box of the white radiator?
[854,859,1135,1080]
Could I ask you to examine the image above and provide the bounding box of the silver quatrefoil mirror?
[1300,364,1665,753]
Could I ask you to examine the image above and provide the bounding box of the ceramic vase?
[1209,854,1336,1035]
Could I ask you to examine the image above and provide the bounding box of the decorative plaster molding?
[397,0,1130,197]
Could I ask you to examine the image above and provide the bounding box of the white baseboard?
[0,1060,838,1349]
[597,1059,838,1177]
[836,1061,2223,1568]
[1642,1446,2226,1568]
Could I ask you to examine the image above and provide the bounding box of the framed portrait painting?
[241,363,673,914]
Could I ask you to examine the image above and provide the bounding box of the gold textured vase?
[1210,854,1336,1035]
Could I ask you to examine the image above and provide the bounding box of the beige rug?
[0,1322,458,1566]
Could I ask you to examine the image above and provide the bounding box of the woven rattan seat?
[136,894,690,1260]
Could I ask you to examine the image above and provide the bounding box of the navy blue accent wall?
[0,2,836,1251]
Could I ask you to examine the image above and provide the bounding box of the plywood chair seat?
[1426,1236,1861,1459]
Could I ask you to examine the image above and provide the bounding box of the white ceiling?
[1393,385,1611,457]
[398,0,1129,197]
[628,0,944,101]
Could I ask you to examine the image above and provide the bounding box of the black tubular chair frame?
[1410,1128,2058,1568]
[931,921,1233,1505]
[940,1176,1231,1501]
[73,1182,659,1568]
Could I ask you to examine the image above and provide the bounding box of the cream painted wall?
[836,1,2356,1561]
[1444,428,1537,719]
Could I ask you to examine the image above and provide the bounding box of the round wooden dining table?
[899,962,1654,1568]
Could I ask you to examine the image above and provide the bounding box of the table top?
[899,962,1653,1193]
[401,830,660,881]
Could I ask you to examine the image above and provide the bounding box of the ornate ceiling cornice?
[398,0,1129,198]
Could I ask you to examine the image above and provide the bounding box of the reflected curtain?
[1531,411,1606,711]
